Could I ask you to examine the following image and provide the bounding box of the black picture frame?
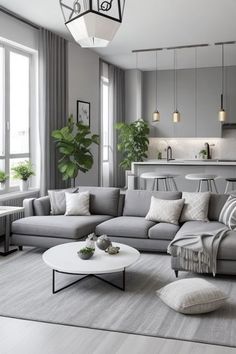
[77,100,90,127]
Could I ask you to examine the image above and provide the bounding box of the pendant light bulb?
[219,44,227,123]
[153,110,160,122]
[173,110,181,123]
[219,109,227,122]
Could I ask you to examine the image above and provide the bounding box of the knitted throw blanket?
[167,227,229,276]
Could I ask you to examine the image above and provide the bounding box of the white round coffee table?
[43,242,140,294]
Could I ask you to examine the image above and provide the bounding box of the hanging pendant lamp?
[152,51,160,122]
[59,0,126,48]
[172,49,181,123]
[219,44,227,122]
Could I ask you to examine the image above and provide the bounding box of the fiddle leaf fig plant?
[52,115,99,185]
[116,119,150,170]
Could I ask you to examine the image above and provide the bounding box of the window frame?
[0,43,33,194]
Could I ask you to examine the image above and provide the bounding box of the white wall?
[68,42,100,186]
[0,11,38,51]
[125,69,143,123]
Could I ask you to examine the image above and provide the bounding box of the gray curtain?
[39,28,68,195]
[108,64,125,188]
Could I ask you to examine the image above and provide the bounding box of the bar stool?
[224,178,236,194]
[185,174,218,193]
[140,172,178,191]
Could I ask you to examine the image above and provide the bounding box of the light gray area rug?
[0,248,236,348]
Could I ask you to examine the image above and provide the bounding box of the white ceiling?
[1,0,236,70]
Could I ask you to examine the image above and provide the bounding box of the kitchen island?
[132,159,236,193]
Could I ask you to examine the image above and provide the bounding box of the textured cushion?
[156,278,228,314]
[219,195,236,230]
[48,188,78,215]
[78,187,120,216]
[65,192,90,216]
[12,215,112,239]
[146,197,184,225]
[123,190,182,217]
[180,192,210,222]
[148,223,180,241]
[208,194,228,221]
[96,216,155,239]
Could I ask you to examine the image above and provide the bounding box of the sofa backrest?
[123,190,182,217]
[208,193,228,221]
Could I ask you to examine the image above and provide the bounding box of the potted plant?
[52,115,99,187]
[116,119,150,188]
[11,161,35,191]
[77,247,95,260]
[0,171,8,190]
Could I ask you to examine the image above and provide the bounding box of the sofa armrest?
[23,198,36,217]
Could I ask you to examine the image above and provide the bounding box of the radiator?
[0,190,39,236]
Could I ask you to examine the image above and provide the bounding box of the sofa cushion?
[96,216,156,239]
[12,215,112,239]
[146,197,185,225]
[123,190,182,217]
[149,223,180,241]
[78,187,120,216]
[217,230,236,261]
[180,192,210,222]
[176,220,225,237]
[208,194,228,221]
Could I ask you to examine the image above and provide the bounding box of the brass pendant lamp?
[172,49,181,123]
[219,44,227,122]
[152,51,160,122]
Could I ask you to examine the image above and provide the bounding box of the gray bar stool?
[140,172,178,191]
[225,178,236,194]
[185,174,218,193]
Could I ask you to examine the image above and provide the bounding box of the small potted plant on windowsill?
[0,171,8,190]
[11,161,35,192]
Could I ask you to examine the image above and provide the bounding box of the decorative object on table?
[77,247,95,260]
[105,245,120,255]
[59,0,126,48]
[116,119,150,170]
[51,115,99,187]
[156,278,228,314]
[199,149,207,159]
[0,170,8,189]
[96,234,112,251]
[157,151,162,160]
[85,233,97,249]
[11,160,35,192]
[77,100,90,127]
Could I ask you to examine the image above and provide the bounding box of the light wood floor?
[0,316,236,354]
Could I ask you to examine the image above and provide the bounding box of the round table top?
[43,242,140,275]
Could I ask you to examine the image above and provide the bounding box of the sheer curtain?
[108,64,125,187]
[39,28,68,195]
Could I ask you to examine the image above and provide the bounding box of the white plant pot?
[0,182,5,190]
[20,180,29,192]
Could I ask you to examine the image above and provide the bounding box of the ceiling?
[1,0,236,70]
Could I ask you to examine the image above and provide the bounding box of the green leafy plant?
[11,161,35,181]
[116,119,150,170]
[0,170,8,183]
[52,115,99,186]
[79,247,95,254]
[199,149,207,158]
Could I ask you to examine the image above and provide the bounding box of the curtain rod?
[0,6,40,30]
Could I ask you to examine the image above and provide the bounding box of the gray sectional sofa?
[11,186,236,275]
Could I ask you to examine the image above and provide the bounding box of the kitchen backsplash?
[148,132,236,160]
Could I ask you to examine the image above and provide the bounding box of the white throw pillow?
[180,192,210,222]
[48,188,79,215]
[156,278,228,314]
[65,191,91,216]
[219,195,236,230]
[145,197,185,225]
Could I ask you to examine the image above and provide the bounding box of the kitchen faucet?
[204,142,211,159]
[167,146,173,161]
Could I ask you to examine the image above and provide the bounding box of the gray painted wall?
[68,42,100,186]
[125,66,236,138]
[125,69,143,123]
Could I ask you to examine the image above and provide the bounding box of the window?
[0,44,33,193]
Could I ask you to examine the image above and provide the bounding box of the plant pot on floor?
[20,180,29,192]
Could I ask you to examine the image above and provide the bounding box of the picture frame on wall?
[77,100,90,127]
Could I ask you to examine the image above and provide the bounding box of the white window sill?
[0,188,40,201]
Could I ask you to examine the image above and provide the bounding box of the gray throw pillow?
[48,188,79,215]
[180,192,210,222]
[219,195,236,230]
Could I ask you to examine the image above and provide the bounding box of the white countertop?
[132,159,236,166]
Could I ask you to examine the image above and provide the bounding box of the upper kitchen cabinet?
[196,67,222,137]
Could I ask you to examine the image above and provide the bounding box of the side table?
[0,206,24,256]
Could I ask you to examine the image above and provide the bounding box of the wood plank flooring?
[0,316,236,354]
